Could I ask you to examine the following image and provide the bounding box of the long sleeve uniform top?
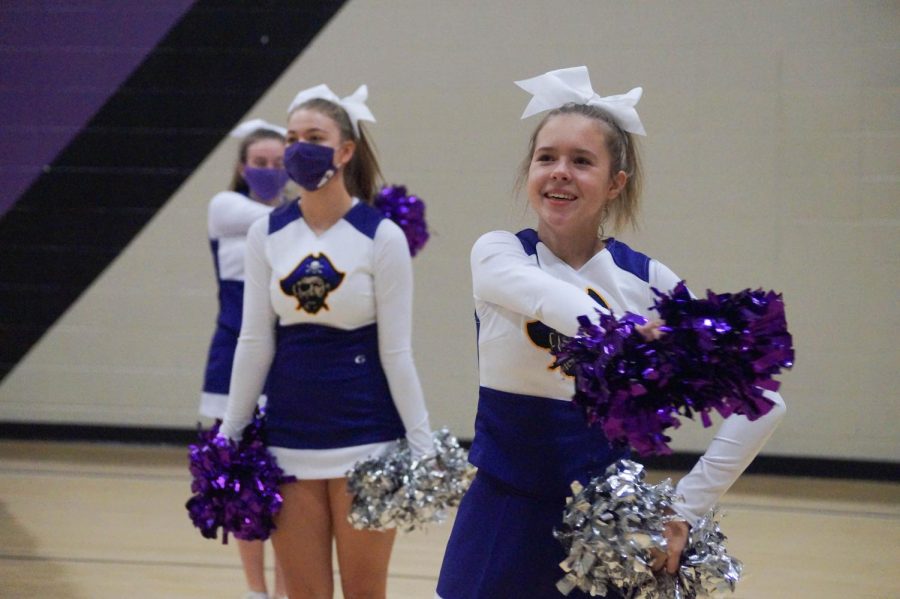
[219,199,432,478]
[471,230,786,524]
[199,191,275,418]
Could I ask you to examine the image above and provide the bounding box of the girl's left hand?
[649,517,690,574]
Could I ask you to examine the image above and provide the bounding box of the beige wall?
[2,1,897,461]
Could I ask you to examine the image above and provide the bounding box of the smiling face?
[526,113,626,241]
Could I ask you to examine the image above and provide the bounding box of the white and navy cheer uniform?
[200,191,275,419]
[436,229,786,599]
[219,199,432,479]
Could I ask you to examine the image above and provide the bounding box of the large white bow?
[515,66,645,136]
[287,83,376,136]
[228,118,287,139]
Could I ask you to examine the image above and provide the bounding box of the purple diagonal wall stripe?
[0,1,196,217]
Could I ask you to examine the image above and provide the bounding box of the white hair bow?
[228,118,287,139]
[286,83,375,136]
[515,66,646,136]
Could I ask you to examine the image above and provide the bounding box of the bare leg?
[271,479,334,599]
[273,549,288,598]
[237,539,267,595]
[328,477,396,599]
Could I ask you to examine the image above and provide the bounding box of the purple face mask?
[243,166,289,201]
[284,142,336,190]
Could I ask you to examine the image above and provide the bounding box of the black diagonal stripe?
[0,1,347,382]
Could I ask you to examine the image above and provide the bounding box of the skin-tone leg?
[237,539,267,594]
[328,477,396,599]
[273,552,287,598]
[270,479,334,599]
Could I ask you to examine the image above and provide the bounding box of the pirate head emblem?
[280,253,345,314]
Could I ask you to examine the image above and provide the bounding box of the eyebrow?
[534,145,598,158]
[288,127,327,135]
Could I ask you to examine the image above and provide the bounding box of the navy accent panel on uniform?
[265,323,406,449]
[209,239,222,279]
[216,280,244,333]
[203,326,238,395]
[515,228,540,256]
[474,311,482,366]
[468,387,626,498]
[343,202,384,239]
[0,1,348,383]
[605,237,651,282]
[268,200,302,235]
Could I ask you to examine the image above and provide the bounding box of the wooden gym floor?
[0,440,897,598]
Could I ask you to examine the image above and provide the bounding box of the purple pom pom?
[186,413,294,543]
[553,282,794,455]
[374,184,429,256]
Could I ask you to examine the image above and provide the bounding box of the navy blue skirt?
[202,325,237,395]
[436,471,623,599]
[437,386,626,598]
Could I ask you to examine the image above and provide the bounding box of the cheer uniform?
[219,199,432,479]
[200,191,275,419]
[436,229,786,599]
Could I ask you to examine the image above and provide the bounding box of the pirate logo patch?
[279,253,345,314]
[526,287,609,375]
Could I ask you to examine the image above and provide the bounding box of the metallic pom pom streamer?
[346,429,475,532]
[552,282,793,455]
[555,460,742,598]
[668,509,743,598]
[555,460,677,597]
[374,184,430,256]
[186,412,294,543]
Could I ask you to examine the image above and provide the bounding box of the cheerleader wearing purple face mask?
[214,84,439,599]
[200,117,290,599]
[243,166,290,201]
[283,141,337,191]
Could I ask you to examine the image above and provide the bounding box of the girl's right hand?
[635,319,665,341]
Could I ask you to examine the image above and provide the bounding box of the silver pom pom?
[670,509,743,597]
[346,429,475,532]
[555,460,676,596]
[555,460,742,598]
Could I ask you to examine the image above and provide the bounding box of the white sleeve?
[373,221,433,457]
[672,391,787,525]
[471,231,608,337]
[208,191,273,238]
[219,219,277,440]
[649,259,684,296]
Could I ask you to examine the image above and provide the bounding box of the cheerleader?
[200,119,289,599]
[435,66,786,598]
[219,84,433,599]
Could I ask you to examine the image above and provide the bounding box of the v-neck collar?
[299,197,360,238]
[531,228,613,274]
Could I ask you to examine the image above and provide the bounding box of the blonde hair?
[290,98,383,204]
[517,103,643,232]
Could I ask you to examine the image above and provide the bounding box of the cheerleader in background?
[219,84,433,599]
[435,66,786,598]
[200,119,289,599]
